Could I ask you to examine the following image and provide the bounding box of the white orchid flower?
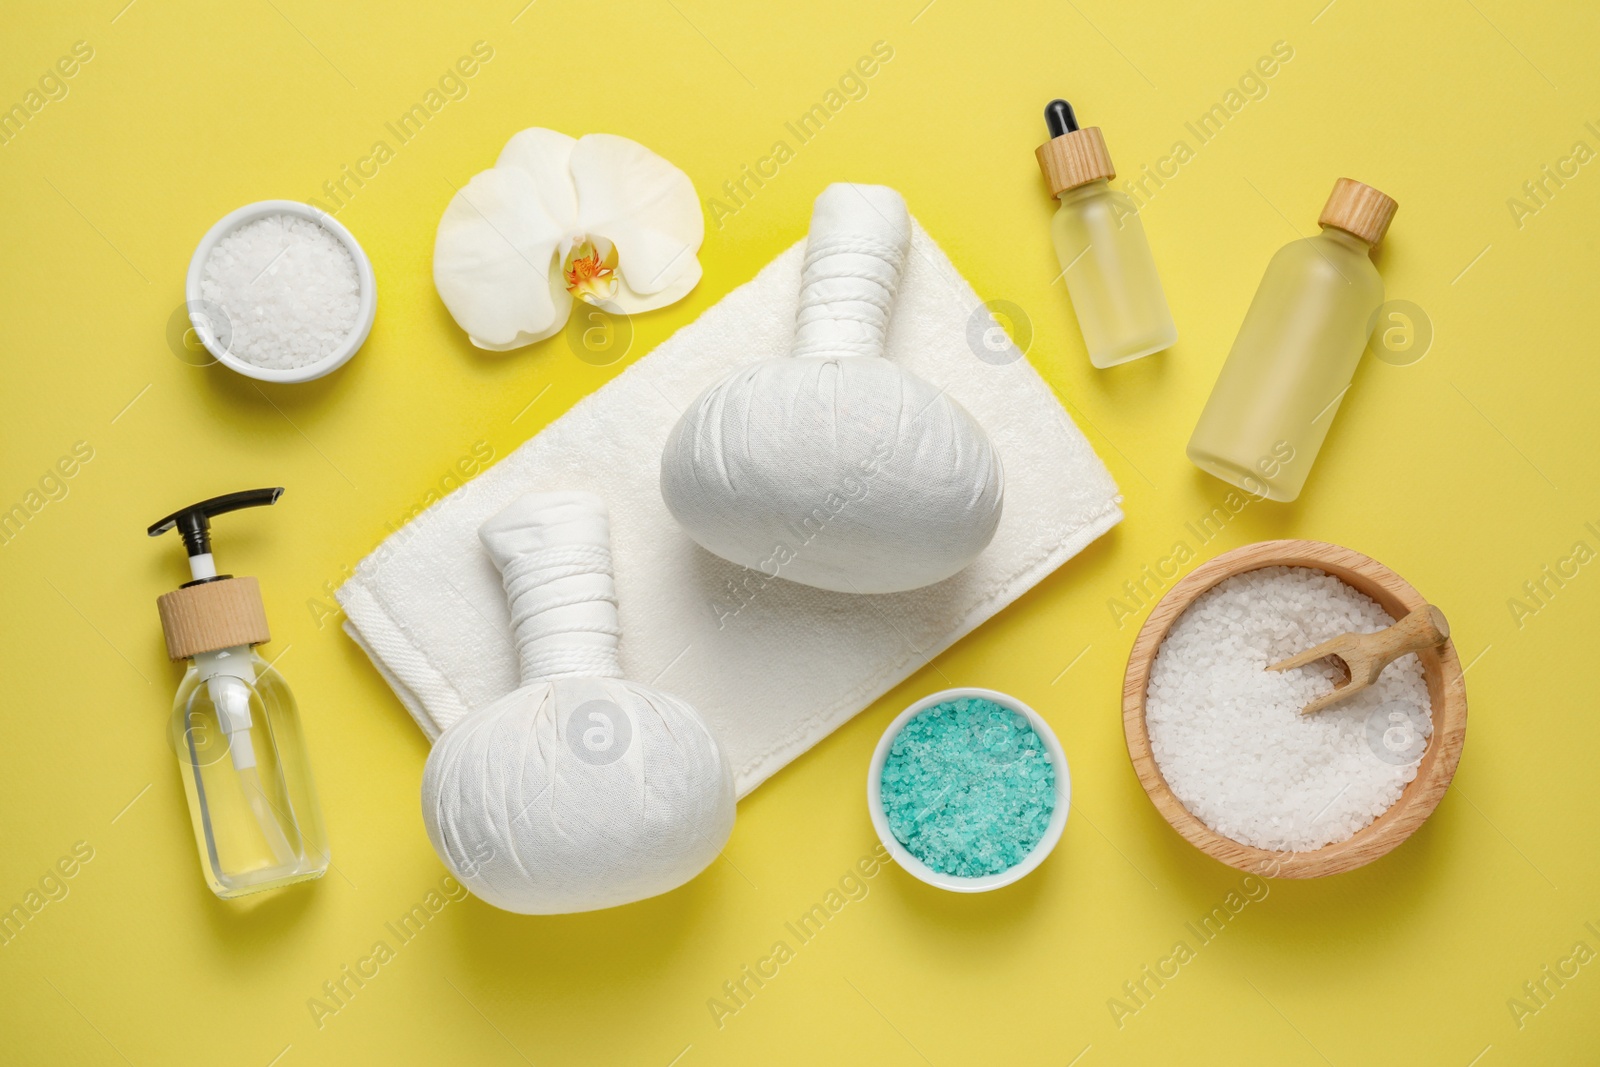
[434,129,704,351]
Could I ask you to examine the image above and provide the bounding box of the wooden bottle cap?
[1317,178,1398,246]
[1036,127,1116,197]
[156,576,270,661]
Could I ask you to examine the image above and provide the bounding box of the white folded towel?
[339,215,1122,796]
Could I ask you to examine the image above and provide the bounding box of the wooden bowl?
[1121,539,1467,878]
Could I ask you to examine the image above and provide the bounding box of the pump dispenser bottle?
[1036,99,1177,367]
[1187,178,1398,502]
[149,488,328,898]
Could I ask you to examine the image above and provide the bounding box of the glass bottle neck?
[1056,179,1110,206]
[1317,225,1374,255]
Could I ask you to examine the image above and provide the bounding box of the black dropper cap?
[1044,99,1080,138]
[148,488,284,563]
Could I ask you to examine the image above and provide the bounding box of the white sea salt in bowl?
[185,200,376,383]
[1122,540,1467,879]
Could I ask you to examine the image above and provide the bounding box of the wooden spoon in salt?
[1267,605,1451,716]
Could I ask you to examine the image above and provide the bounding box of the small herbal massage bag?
[660,183,1005,594]
[421,491,736,913]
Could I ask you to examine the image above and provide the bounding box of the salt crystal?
[1146,566,1432,853]
[880,697,1056,877]
[200,213,361,370]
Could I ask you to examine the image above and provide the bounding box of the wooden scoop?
[1267,605,1451,715]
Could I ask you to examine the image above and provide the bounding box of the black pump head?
[1044,99,1080,137]
[148,488,284,558]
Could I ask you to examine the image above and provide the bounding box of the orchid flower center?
[562,237,619,305]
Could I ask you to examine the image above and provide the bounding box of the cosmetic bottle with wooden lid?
[1187,178,1398,502]
[1036,99,1177,367]
[149,488,328,898]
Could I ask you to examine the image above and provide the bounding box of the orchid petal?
[605,256,703,314]
[571,133,703,297]
[434,166,569,350]
[476,271,573,352]
[494,128,581,232]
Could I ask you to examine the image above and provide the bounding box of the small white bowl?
[185,200,376,383]
[867,687,1070,893]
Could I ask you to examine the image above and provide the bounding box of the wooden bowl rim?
[1121,539,1468,879]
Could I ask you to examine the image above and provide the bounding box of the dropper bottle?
[149,488,328,898]
[1036,99,1178,367]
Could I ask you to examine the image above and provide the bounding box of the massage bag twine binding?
[339,204,1124,797]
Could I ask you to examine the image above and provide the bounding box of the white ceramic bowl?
[867,686,1070,892]
[185,200,376,383]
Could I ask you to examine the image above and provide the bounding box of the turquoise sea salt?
[880,697,1056,877]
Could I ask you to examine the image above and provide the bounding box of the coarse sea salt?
[880,697,1056,877]
[1146,566,1432,853]
[200,213,361,370]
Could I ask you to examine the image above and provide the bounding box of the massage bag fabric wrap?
[421,491,735,914]
[661,183,1004,594]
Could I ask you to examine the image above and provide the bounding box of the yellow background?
[3,0,1597,1063]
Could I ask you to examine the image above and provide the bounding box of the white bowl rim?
[184,199,377,384]
[866,686,1071,893]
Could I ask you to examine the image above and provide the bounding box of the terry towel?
[339,217,1122,797]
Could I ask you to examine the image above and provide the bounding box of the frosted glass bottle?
[171,647,330,898]
[1037,100,1176,367]
[1187,179,1398,501]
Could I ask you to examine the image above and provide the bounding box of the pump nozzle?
[149,488,283,582]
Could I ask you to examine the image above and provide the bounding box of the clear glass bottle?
[1187,179,1397,501]
[172,646,328,897]
[150,488,329,898]
[1037,100,1177,367]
